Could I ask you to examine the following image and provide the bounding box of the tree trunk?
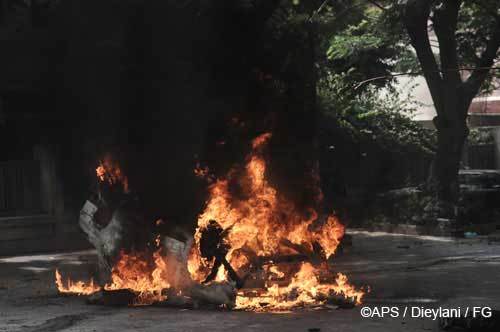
[403,0,500,220]
[431,118,468,206]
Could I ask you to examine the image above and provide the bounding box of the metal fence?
[0,160,42,216]
[466,144,496,169]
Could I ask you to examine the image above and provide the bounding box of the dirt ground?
[1,231,500,332]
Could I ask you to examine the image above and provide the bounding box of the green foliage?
[327,29,383,60]
[318,72,436,155]
[455,0,500,92]
[319,0,499,93]
[320,2,418,89]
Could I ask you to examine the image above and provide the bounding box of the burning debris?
[235,263,364,311]
[55,269,100,296]
[199,220,244,288]
[55,133,366,311]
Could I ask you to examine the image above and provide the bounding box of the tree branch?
[464,19,500,101]
[352,66,500,90]
[433,0,462,85]
[404,0,444,114]
[366,0,387,11]
[309,0,331,21]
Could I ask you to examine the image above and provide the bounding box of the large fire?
[188,133,344,277]
[55,133,365,310]
[188,133,364,310]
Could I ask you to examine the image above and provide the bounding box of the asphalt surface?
[1,231,500,332]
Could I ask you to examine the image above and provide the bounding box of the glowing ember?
[194,162,210,179]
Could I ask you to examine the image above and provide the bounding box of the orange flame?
[56,133,365,310]
[55,269,101,296]
[188,133,346,278]
[55,249,171,305]
[235,263,365,311]
[194,162,210,179]
[103,250,170,305]
[57,157,171,305]
[96,157,129,193]
[187,133,364,310]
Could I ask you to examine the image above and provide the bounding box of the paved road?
[1,231,499,332]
